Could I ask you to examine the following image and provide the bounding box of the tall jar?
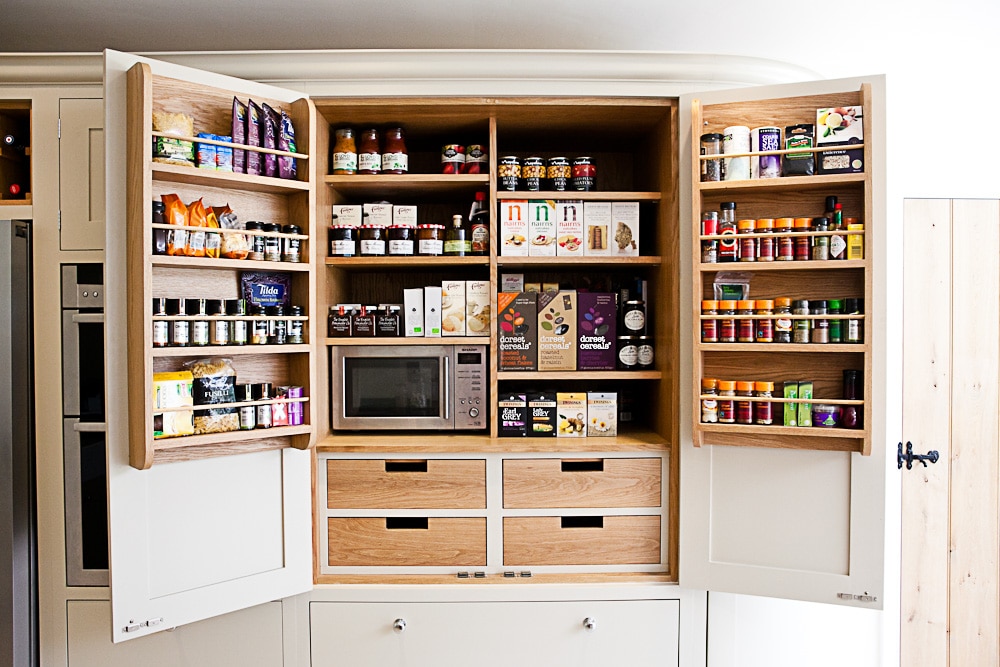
[701,300,719,343]
[719,300,737,343]
[776,217,795,260]
[381,127,408,174]
[736,381,755,425]
[701,378,719,423]
[700,132,723,182]
[755,299,774,343]
[754,381,774,425]
[357,129,381,174]
[812,217,830,261]
[718,202,738,262]
[332,128,358,175]
[810,300,829,344]
[701,211,719,263]
[737,300,755,342]
[842,369,861,428]
[774,297,793,343]
[717,380,736,424]
[794,217,812,260]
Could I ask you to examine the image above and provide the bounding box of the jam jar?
[572,157,596,191]
[329,224,357,257]
[417,224,445,256]
[358,224,387,256]
[282,224,302,262]
[387,224,415,256]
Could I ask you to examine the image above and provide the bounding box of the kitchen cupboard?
[102,49,887,650]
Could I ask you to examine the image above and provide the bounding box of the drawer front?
[503,457,661,508]
[326,459,486,509]
[503,515,660,566]
[328,517,486,567]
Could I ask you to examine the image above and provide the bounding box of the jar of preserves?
[755,299,774,343]
[754,381,774,425]
[282,224,302,262]
[547,157,570,191]
[572,157,596,191]
[756,218,775,261]
[328,305,352,337]
[227,298,248,345]
[773,297,793,343]
[793,217,812,260]
[357,128,380,174]
[736,381,755,425]
[737,219,756,261]
[332,128,357,175]
[359,224,387,256]
[388,225,414,256]
[417,223,445,256]
[737,300,755,342]
[287,305,304,344]
[622,300,646,335]
[617,336,639,370]
[718,380,736,423]
[381,127,408,174]
[636,336,654,369]
[499,156,521,191]
[775,217,795,260]
[246,221,264,261]
[701,300,719,343]
[329,224,357,257]
[523,157,545,191]
[701,378,719,423]
[464,144,487,174]
[262,223,281,262]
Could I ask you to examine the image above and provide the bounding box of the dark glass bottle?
[842,369,861,428]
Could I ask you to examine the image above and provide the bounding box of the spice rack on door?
[125,62,318,469]
[690,85,874,455]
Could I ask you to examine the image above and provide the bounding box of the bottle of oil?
[469,192,489,256]
[444,214,470,256]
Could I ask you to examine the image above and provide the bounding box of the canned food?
[547,157,571,191]
[523,157,545,191]
[499,156,521,191]
[572,157,596,191]
[441,144,465,174]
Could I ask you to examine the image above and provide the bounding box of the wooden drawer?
[326,459,486,509]
[503,516,660,566]
[328,517,486,567]
[503,457,661,508]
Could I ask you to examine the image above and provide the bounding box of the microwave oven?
[330,344,487,431]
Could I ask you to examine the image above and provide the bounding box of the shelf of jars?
[497,256,662,267]
[325,255,489,269]
[325,173,490,198]
[496,370,662,381]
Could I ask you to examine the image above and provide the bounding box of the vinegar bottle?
[444,214,470,256]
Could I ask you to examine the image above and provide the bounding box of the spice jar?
[718,380,736,423]
[737,300,755,342]
[152,297,169,348]
[254,383,273,429]
[812,217,830,261]
[636,336,654,369]
[736,381,755,425]
[718,202,738,262]
[810,300,829,343]
[617,336,639,370]
[152,201,167,255]
[719,300,737,343]
[774,297,793,343]
[332,128,358,175]
[792,299,810,344]
[282,224,302,263]
[622,300,647,335]
[523,156,545,191]
[793,217,811,260]
[228,298,248,345]
[188,298,209,346]
[329,224,357,257]
[845,298,863,343]
[464,144,487,174]
[168,298,189,346]
[262,223,281,262]
[737,219,756,261]
[701,211,719,263]
[287,305,304,344]
[776,217,794,260]
[357,129,380,174]
[208,299,230,346]
[359,224,387,256]
[246,221,264,261]
[700,132,723,182]
[381,127,408,174]
[701,300,719,343]
[701,378,719,423]
[267,305,287,344]
[417,224,445,256]
[830,203,847,260]
[755,300,774,343]
[547,157,570,191]
[236,383,256,430]
[498,156,521,191]
[828,299,843,343]
[388,224,414,256]
[754,381,774,425]
[251,305,269,344]
[572,157,596,191]
[756,218,775,261]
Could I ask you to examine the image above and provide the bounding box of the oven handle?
[71,313,105,324]
[73,422,107,433]
[443,355,450,421]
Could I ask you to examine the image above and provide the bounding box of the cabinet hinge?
[58,118,61,139]
[58,210,61,231]
[122,617,164,633]
[837,592,877,603]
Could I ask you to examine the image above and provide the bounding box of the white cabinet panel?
[59,98,104,251]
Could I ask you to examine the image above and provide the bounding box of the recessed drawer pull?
[560,459,604,472]
[385,517,429,530]
[384,460,428,473]
[560,516,604,529]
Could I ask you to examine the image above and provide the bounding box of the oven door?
[331,346,453,430]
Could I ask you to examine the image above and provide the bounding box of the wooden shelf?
[327,337,490,346]
[695,423,867,453]
[496,191,661,202]
[316,429,669,453]
[497,256,662,267]
[698,259,866,272]
[325,173,489,198]
[697,343,867,353]
[153,424,312,451]
[325,255,489,269]
[697,172,865,194]
[151,255,310,272]
[497,370,661,381]
[152,343,312,357]
[152,162,310,194]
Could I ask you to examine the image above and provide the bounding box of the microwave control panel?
[454,345,487,430]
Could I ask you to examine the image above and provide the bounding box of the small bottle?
[811,300,829,344]
[754,381,774,425]
[381,127,408,174]
[188,298,209,346]
[845,298,863,343]
[736,381,755,425]
[246,221,264,261]
[737,219,756,262]
[152,298,169,348]
[792,299,811,344]
[719,300,737,343]
[237,384,256,430]
[755,299,774,343]
[828,299,843,343]
[701,378,719,423]
[282,224,302,263]
[332,128,358,175]
[255,383,273,429]
[228,298,248,345]
[701,211,719,263]
[717,380,737,424]
[251,305,269,344]
[776,217,795,261]
[169,298,189,347]
[841,369,861,429]
[357,129,380,174]
[700,133,723,182]
[287,305,304,344]
[794,217,812,261]
[812,217,830,261]
[444,214,470,256]
[830,204,847,260]
[701,300,719,343]
[756,218,775,261]
[268,305,287,344]
[469,192,489,256]
[718,202,738,262]
[737,300,755,342]
[773,297,793,343]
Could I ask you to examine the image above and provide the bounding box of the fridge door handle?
[71,313,104,324]
[62,309,81,415]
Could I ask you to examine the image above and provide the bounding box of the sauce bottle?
[469,192,489,256]
[332,128,357,175]
[381,127,408,174]
[357,129,380,174]
[444,214,470,256]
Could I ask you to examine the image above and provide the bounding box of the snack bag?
[185,198,208,257]
[262,103,279,178]
[247,100,262,175]
[216,205,250,260]
[162,194,189,256]
[204,205,221,259]
[184,357,239,435]
[278,110,297,180]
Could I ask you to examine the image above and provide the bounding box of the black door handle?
[897,441,940,470]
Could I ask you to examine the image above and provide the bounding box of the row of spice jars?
[701,213,862,263]
[235,383,304,431]
[328,305,401,337]
[244,222,304,263]
[331,127,408,175]
[701,372,862,429]
[701,297,864,344]
[498,156,596,192]
[152,297,306,347]
[330,223,453,257]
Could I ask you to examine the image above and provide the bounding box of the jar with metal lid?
[498,156,521,191]
[188,298,209,346]
[387,225,414,256]
[464,144,487,174]
[617,336,639,370]
[329,224,357,257]
[794,217,812,260]
[828,299,843,343]
[441,144,465,174]
[359,224,387,256]
[417,224,445,256]
[773,297,793,343]
[701,211,719,263]
[701,300,719,343]
[736,381,755,425]
[755,299,774,343]
[262,223,281,261]
[254,383,273,429]
[845,298,863,344]
[237,383,256,430]
[381,127,408,174]
[737,219,756,261]
[754,381,774,425]
[792,299,810,343]
[622,300,646,335]
[737,300,755,343]
[812,217,830,261]
[717,380,736,423]
[282,224,302,262]
[811,300,829,343]
[267,305,286,344]
[701,378,719,423]
[332,128,358,175]
[228,298,248,345]
[523,157,545,191]
[776,217,794,260]
[842,369,861,429]
[572,157,596,191]
[168,298,189,346]
[152,201,167,255]
[246,221,264,261]
[357,129,380,174]
[718,202,738,262]
[547,157,570,191]
[636,336,654,369]
[756,218,775,261]
[287,305,304,344]
[718,300,737,343]
[700,132,723,182]
[208,299,229,346]
[152,298,169,347]
[251,305,269,344]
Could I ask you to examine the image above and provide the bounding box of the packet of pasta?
[186,198,208,257]
[162,194,189,256]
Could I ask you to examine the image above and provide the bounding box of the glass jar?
[547,157,570,191]
[636,336,654,369]
[328,305,352,337]
[208,299,229,346]
[357,128,380,174]
[572,157,596,191]
[267,305,286,345]
[737,219,756,261]
[792,299,810,344]
[754,381,774,425]
[359,224,387,256]
[376,305,401,337]
[381,127,408,174]
[842,369,861,428]
[152,297,169,348]
[774,297,793,343]
[718,380,736,423]
[755,299,774,343]
[793,217,811,261]
[622,300,647,335]
[810,300,829,343]
[417,224,445,256]
[246,221,264,261]
[227,298,247,345]
[188,298,209,346]
[251,305,269,344]
[701,300,719,343]
[388,225,414,256]
[499,156,521,191]
[237,383,256,430]
[282,224,302,262]
[701,211,719,263]
[523,157,545,191]
[719,300,737,343]
[736,381,755,425]
[776,217,795,260]
[262,223,281,262]
[332,128,357,175]
[701,378,719,423]
[287,305,304,344]
[812,216,830,261]
[329,224,357,257]
[756,218,775,261]
[617,336,639,370]
[718,202,738,262]
[845,298,863,343]
[254,383,273,429]
[828,298,843,343]
[737,299,755,342]
[700,132,723,182]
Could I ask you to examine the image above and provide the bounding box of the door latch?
[897,441,939,470]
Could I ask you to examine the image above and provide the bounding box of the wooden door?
[901,198,1000,665]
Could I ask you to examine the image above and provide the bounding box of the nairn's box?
[587,392,618,437]
[556,392,587,437]
[527,200,557,256]
[577,292,617,370]
[528,392,558,437]
[555,200,585,257]
[498,393,528,437]
[500,200,529,256]
[537,290,577,372]
[584,201,612,256]
[441,280,466,336]
[498,292,537,371]
[611,201,640,256]
[465,280,491,336]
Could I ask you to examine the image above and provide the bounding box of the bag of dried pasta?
[162,194,189,256]
[184,357,239,434]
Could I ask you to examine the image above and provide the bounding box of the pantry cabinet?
[102,47,887,648]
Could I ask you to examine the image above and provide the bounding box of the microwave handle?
[443,355,450,421]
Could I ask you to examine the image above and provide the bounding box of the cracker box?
[556,392,587,437]
[500,200,529,256]
[577,292,617,371]
[465,280,491,336]
[584,201,612,256]
[587,392,618,437]
[363,202,393,227]
[153,370,194,438]
[816,105,864,174]
[403,288,424,337]
[611,201,640,256]
[537,290,577,372]
[527,200,557,257]
[392,205,417,227]
[527,392,558,437]
[441,280,466,336]
[797,381,814,427]
[555,199,584,257]
[498,292,537,371]
[424,285,442,337]
[332,204,363,228]
[498,393,528,437]
[501,273,524,293]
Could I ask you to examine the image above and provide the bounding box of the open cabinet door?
[679,76,891,609]
[103,50,313,642]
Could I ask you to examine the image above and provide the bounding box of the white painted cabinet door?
[679,76,892,609]
[102,49,312,643]
[59,97,105,250]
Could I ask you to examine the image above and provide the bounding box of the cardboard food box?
[537,290,577,372]
[816,105,864,174]
[584,201,612,256]
[587,392,618,437]
[332,204,363,227]
[797,381,814,427]
[500,200,529,256]
[555,199,584,257]
[498,292,537,371]
[556,392,587,437]
[528,392,558,437]
[392,205,417,227]
[465,280,491,336]
[611,201,640,256]
[403,288,424,337]
[577,292,617,371]
[152,370,194,438]
[498,393,528,437]
[527,200,557,256]
[783,381,799,427]
[441,280,466,336]
[424,285,442,337]
[362,202,393,227]
[501,273,524,293]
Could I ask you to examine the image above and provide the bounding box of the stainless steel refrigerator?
[0,219,38,666]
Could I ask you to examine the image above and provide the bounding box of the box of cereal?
[537,290,577,371]
[498,292,537,371]
[577,292,617,370]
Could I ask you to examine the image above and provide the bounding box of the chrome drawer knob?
[583,617,596,631]
[393,618,407,634]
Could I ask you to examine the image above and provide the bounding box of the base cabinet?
[309,599,680,667]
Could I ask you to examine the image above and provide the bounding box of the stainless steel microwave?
[331,344,487,431]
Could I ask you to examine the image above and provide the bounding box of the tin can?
[499,156,521,191]
[464,144,487,174]
[572,157,596,191]
[547,157,571,191]
[441,144,466,174]
[523,157,545,191]
[723,125,750,181]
